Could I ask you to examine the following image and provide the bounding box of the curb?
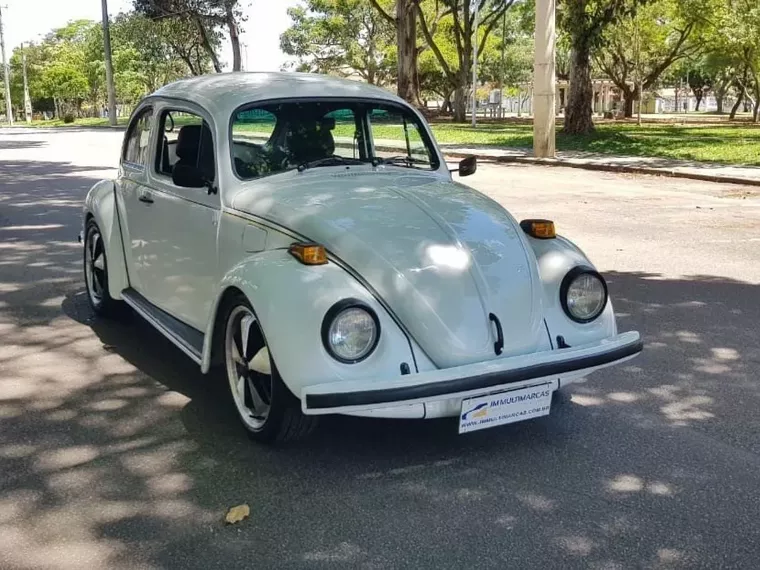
[441,150,760,188]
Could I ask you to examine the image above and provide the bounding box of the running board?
[121,288,204,364]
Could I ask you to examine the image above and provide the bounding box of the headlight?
[322,301,380,363]
[560,267,608,323]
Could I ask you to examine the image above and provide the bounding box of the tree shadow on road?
[3,268,760,568]
[2,157,759,568]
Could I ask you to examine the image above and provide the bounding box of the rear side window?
[155,110,216,183]
[123,108,154,167]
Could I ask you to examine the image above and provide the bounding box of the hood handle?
[489,313,504,356]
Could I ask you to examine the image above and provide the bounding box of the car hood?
[232,169,547,368]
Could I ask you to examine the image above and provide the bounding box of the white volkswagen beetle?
[82,73,642,443]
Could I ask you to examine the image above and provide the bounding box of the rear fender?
[83,180,129,299]
[201,250,418,399]
[527,235,617,347]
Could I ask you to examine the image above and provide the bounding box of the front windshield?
[230,100,440,179]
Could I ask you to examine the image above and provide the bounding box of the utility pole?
[100,0,117,126]
[635,15,642,126]
[0,4,13,126]
[498,8,507,120]
[471,0,479,128]
[21,42,31,123]
[533,0,556,157]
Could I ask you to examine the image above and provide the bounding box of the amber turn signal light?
[289,243,328,265]
[519,219,556,239]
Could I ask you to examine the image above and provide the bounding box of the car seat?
[175,123,215,181]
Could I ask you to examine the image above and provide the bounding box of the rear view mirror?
[172,164,207,189]
[451,155,477,177]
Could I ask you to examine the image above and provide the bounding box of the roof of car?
[150,72,404,116]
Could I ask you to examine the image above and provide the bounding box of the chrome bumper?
[301,331,642,415]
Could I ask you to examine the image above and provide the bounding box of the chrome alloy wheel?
[85,227,106,307]
[224,305,273,431]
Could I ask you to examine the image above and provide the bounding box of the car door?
[137,103,221,331]
[119,105,158,294]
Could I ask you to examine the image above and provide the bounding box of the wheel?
[84,219,124,318]
[223,296,317,443]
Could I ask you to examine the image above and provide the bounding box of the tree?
[416,0,517,122]
[9,12,215,118]
[559,0,648,134]
[132,0,243,72]
[478,8,533,88]
[281,0,396,86]
[368,0,421,104]
[710,0,760,122]
[595,0,704,118]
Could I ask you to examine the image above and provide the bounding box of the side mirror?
[172,164,207,189]
[451,155,477,177]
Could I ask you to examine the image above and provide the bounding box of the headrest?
[176,124,212,160]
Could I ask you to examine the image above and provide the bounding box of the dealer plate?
[459,384,553,434]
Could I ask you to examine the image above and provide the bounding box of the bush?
[62,113,75,124]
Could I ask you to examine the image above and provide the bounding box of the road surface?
[1,128,759,569]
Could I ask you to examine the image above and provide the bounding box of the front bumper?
[301,331,642,415]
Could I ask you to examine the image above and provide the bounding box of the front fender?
[527,235,617,348]
[201,250,418,399]
[83,180,128,299]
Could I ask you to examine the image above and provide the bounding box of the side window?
[231,108,279,179]
[123,108,154,167]
[155,110,216,183]
[368,107,432,168]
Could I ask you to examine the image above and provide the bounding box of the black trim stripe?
[305,336,643,410]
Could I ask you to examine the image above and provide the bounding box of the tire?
[222,295,317,443]
[83,218,124,318]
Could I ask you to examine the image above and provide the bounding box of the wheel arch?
[83,179,129,299]
[527,234,617,347]
[200,250,419,403]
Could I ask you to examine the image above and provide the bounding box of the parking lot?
[1,127,759,569]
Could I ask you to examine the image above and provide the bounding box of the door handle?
[138,193,154,204]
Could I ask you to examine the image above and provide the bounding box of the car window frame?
[147,99,220,209]
[228,97,443,182]
[121,105,155,174]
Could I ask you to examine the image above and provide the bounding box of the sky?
[2,0,300,71]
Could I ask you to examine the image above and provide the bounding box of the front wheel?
[223,296,317,443]
[83,219,124,318]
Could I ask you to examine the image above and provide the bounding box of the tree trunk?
[453,84,467,122]
[195,17,222,73]
[729,85,745,120]
[441,91,452,114]
[623,93,634,118]
[716,94,724,114]
[694,94,702,111]
[226,4,242,72]
[396,0,418,104]
[564,44,595,134]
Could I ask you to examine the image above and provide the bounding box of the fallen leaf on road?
[224,504,250,524]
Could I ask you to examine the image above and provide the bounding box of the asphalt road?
[1,128,760,570]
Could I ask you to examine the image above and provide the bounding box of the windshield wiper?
[372,155,429,168]
[297,156,364,172]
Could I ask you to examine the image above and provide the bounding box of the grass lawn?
[25,116,760,166]
[427,122,760,166]
[26,117,129,128]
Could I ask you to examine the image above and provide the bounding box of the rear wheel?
[83,219,124,318]
[223,296,317,443]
